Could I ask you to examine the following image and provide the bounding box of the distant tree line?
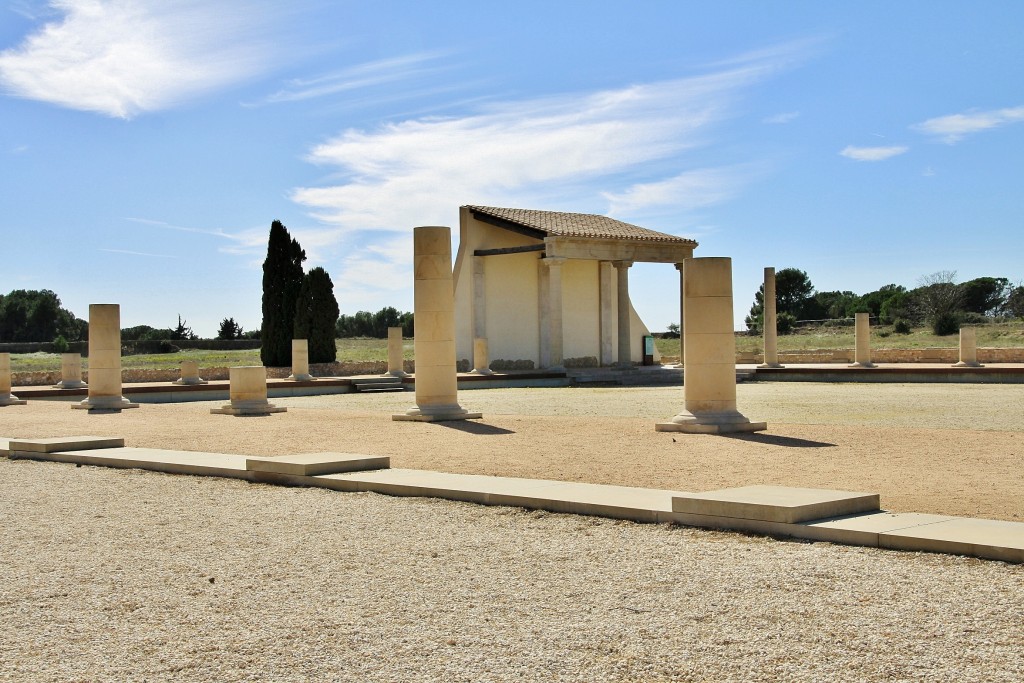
[335,306,414,338]
[0,289,87,343]
[744,269,1024,336]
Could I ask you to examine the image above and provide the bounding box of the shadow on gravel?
[434,421,516,436]
[721,433,836,448]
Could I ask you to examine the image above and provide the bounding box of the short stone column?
[288,339,314,381]
[386,327,408,377]
[656,257,766,434]
[54,353,87,389]
[173,360,208,385]
[73,304,138,411]
[758,267,783,368]
[954,326,984,367]
[472,337,493,375]
[393,226,480,422]
[850,312,876,368]
[0,353,27,406]
[211,366,286,415]
[614,260,634,367]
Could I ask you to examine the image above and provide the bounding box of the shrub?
[52,335,69,353]
[931,312,960,336]
[777,312,797,335]
[960,311,988,325]
[893,319,912,335]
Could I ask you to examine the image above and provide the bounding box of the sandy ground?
[3,382,1023,520]
[2,382,1023,681]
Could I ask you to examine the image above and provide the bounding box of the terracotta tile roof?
[465,205,696,245]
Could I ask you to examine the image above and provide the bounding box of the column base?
[53,380,87,389]
[656,410,767,434]
[953,361,984,368]
[0,394,27,406]
[173,378,209,385]
[211,400,287,416]
[72,396,139,411]
[848,362,877,368]
[470,368,494,375]
[385,370,410,378]
[287,374,315,381]
[757,362,784,369]
[611,362,637,371]
[393,405,482,422]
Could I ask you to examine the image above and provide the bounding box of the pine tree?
[261,220,306,366]
[294,266,339,364]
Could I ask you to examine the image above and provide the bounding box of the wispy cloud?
[603,165,760,216]
[99,248,176,259]
[0,0,288,118]
[252,51,451,106]
[763,111,799,124]
[291,41,811,233]
[912,105,1024,144]
[839,145,908,162]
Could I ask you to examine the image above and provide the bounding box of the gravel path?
[2,382,1023,681]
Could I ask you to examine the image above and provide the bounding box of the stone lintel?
[544,236,694,263]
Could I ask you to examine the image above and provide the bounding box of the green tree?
[216,317,244,340]
[914,271,963,335]
[1006,285,1024,319]
[293,267,339,363]
[170,315,195,341]
[260,220,306,366]
[746,268,816,332]
[0,289,86,342]
[959,277,1009,317]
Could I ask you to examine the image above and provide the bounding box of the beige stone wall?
[733,348,1024,364]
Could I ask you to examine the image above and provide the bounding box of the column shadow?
[720,433,836,448]
[434,421,516,435]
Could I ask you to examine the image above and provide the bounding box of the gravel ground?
[2,382,1023,681]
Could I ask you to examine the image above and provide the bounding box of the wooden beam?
[473,244,546,257]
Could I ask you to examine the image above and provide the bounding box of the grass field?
[8,322,1023,372]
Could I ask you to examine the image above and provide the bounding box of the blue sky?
[3,0,1023,336]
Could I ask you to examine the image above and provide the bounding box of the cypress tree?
[260,220,306,366]
[294,266,339,364]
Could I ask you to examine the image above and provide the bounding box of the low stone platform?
[2,435,1021,564]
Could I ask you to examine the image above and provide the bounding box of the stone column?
[472,256,486,339]
[288,339,314,381]
[73,304,138,411]
[656,257,766,434]
[850,312,876,368]
[211,366,286,415]
[173,360,208,385]
[0,353,27,406]
[758,267,783,368]
[386,326,408,377]
[954,326,984,367]
[540,257,566,371]
[54,353,88,389]
[393,226,481,422]
[614,260,633,367]
[472,337,492,374]
[598,261,614,366]
[674,262,685,367]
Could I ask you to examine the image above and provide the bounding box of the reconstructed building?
[453,205,697,370]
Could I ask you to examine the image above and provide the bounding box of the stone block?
[245,453,391,476]
[671,485,880,524]
[9,436,125,453]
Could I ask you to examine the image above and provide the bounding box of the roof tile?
[465,205,697,245]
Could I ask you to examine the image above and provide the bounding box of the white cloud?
[839,145,908,162]
[912,105,1024,143]
[603,166,757,216]
[763,111,799,124]
[99,248,175,258]
[0,0,285,118]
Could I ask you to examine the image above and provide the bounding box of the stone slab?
[671,485,880,524]
[8,436,125,453]
[801,511,956,546]
[19,446,249,479]
[0,437,9,456]
[245,453,390,476]
[392,411,483,422]
[880,517,1024,563]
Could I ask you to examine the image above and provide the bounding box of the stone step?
[672,485,881,524]
[352,377,406,393]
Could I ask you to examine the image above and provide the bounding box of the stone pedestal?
[758,267,783,368]
[954,326,984,367]
[288,339,314,381]
[0,353,27,406]
[211,366,286,415]
[656,258,766,434]
[386,327,408,377]
[472,337,493,375]
[849,312,876,368]
[72,304,139,411]
[394,226,481,422]
[54,353,87,389]
[173,360,208,385]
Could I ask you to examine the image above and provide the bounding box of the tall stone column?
[472,255,487,339]
[288,339,314,381]
[393,226,481,422]
[54,353,87,388]
[598,261,614,366]
[73,304,138,411]
[674,262,685,367]
[850,312,876,368]
[954,326,983,367]
[614,260,633,367]
[0,353,27,406]
[539,257,566,371]
[758,267,783,368]
[386,326,408,377]
[656,257,765,434]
